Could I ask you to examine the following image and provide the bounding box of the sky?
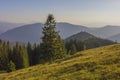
[0,0,120,27]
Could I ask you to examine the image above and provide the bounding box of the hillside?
[65,32,115,49]
[0,44,120,80]
[65,31,95,41]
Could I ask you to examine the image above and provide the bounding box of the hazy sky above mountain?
[0,0,120,27]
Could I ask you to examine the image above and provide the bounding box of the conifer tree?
[12,43,29,69]
[7,60,16,72]
[69,44,77,55]
[32,43,41,64]
[40,14,66,63]
[0,40,9,70]
[27,42,33,65]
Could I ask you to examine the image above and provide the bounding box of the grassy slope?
[1,44,120,80]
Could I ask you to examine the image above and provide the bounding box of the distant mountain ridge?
[65,32,115,49]
[56,22,90,39]
[0,21,24,34]
[108,33,120,42]
[0,23,43,43]
[0,22,120,43]
[65,31,95,42]
[0,22,91,43]
[90,25,120,38]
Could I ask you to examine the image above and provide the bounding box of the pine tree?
[40,14,66,63]
[0,40,29,71]
[70,44,77,55]
[65,39,87,54]
[7,60,16,72]
[12,43,29,69]
[0,40,9,70]
[83,42,86,50]
[32,43,41,65]
[27,42,33,65]
[20,46,29,68]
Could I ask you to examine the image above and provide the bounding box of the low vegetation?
[1,44,120,80]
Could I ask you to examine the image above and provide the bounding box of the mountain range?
[90,25,120,38]
[65,32,115,49]
[0,21,24,34]
[0,22,90,43]
[0,22,120,43]
[108,33,120,42]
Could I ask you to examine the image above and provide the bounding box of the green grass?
[1,44,120,80]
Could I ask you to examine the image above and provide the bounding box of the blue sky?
[0,0,120,27]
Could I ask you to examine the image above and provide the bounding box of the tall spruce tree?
[27,42,33,65]
[40,14,66,63]
[0,40,9,70]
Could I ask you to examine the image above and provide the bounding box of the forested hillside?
[1,44,120,80]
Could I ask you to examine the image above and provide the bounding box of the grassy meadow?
[1,44,120,80]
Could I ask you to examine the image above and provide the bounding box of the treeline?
[0,41,29,72]
[65,36,116,55]
[0,37,85,72]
